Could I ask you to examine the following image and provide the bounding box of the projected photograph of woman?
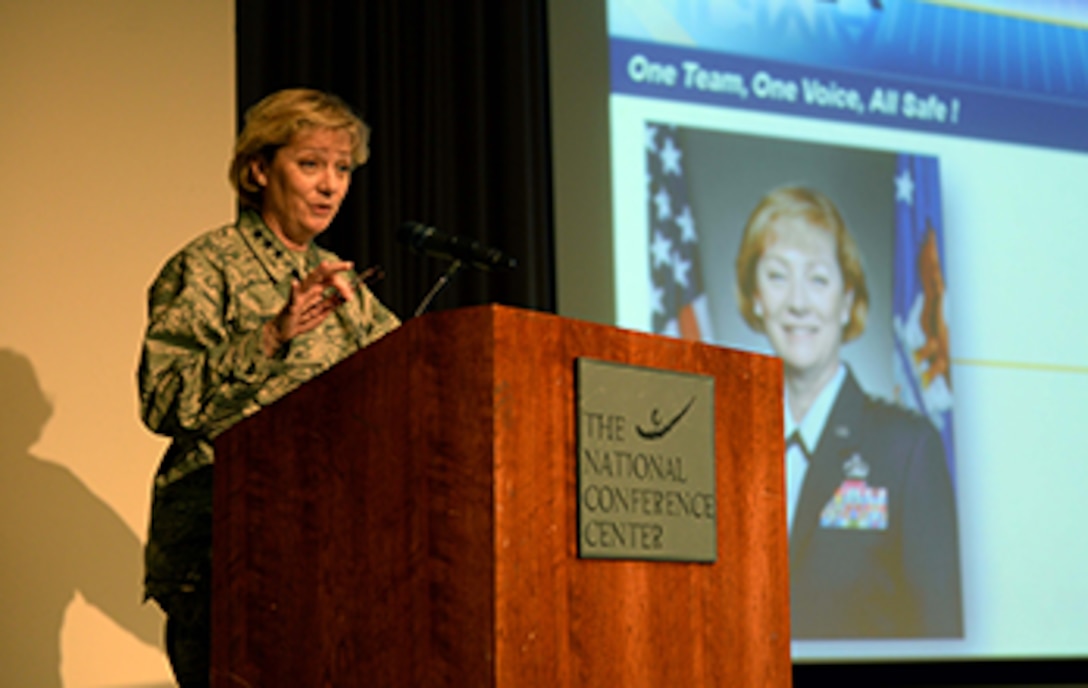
[734,185,962,639]
[642,125,964,639]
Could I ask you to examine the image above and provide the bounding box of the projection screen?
[550,0,1088,665]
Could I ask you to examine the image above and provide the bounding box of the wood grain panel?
[213,305,789,687]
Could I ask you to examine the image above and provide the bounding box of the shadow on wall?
[0,348,163,687]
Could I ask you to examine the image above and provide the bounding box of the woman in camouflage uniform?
[138,89,399,687]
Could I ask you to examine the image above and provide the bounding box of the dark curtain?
[236,0,555,321]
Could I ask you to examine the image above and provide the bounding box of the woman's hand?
[262,260,355,355]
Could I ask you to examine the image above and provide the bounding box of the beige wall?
[0,1,234,685]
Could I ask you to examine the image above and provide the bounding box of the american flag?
[647,123,711,341]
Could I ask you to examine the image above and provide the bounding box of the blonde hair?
[229,88,370,209]
[734,185,869,342]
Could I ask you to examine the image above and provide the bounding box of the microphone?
[398,222,517,271]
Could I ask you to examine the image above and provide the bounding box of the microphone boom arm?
[413,259,465,317]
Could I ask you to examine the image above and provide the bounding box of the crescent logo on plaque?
[636,396,696,440]
[576,358,716,562]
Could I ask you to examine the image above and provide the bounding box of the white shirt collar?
[783,364,847,455]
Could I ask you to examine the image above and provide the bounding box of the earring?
[754,302,764,318]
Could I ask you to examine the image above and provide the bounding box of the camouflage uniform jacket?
[139,210,399,602]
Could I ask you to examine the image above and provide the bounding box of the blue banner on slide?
[610,37,1088,152]
[608,0,1088,104]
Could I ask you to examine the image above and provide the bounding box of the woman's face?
[253,127,357,250]
[753,216,853,381]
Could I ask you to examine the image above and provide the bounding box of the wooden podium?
[212,305,789,687]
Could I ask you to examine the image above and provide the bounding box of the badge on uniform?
[819,453,888,530]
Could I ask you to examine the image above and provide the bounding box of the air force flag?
[892,154,957,481]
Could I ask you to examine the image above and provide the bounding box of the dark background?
[236,1,1086,684]
[237,0,554,322]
